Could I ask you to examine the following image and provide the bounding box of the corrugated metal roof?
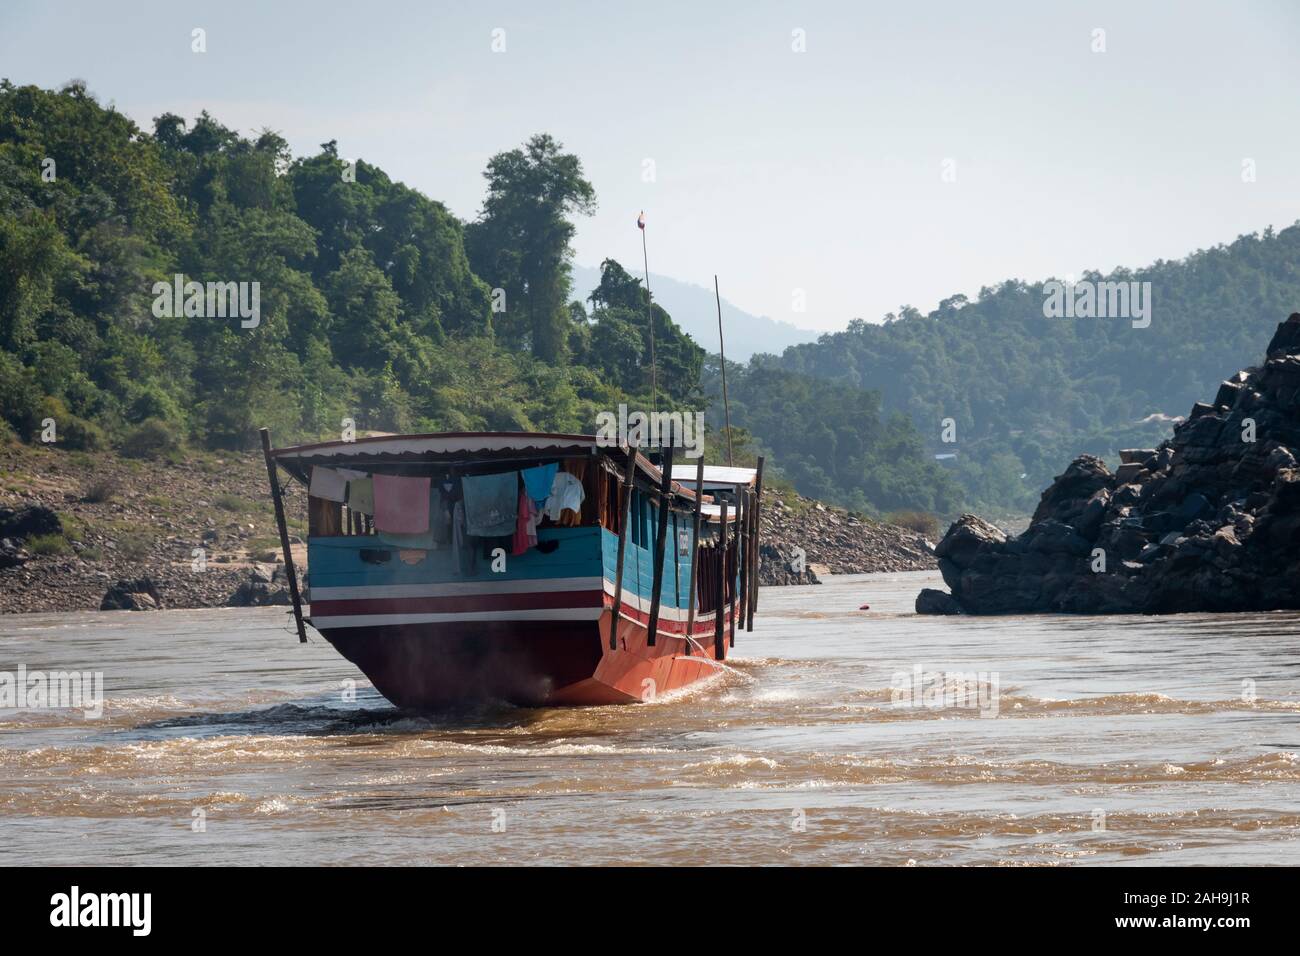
[271,431,597,460]
[670,464,758,487]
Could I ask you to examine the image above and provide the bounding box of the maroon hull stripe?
[312,589,604,616]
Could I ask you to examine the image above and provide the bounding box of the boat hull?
[317,606,731,708]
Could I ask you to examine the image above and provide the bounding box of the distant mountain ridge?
[757,223,1300,512]
[571,264,816,360]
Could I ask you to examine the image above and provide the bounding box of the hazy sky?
[3,0,1299,333]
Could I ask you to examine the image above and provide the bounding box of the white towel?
[309,466,365,502]
[543,471,586,522]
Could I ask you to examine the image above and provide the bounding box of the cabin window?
[308,496,342,536]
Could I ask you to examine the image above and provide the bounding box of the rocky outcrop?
[758,542,821,585]
[100,577,162,611]
[758,494,936,586]
[920,312,1300,615]
[227,563,292,606]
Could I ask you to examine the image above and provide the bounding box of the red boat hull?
[316,603,732,708]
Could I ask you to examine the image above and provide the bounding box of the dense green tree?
[583,258,705,405]
[464,133,595,362]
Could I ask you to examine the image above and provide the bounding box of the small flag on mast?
[637,211,645,230]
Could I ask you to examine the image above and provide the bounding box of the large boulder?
[933,514,1005,565]
[915,587,964,615]
[100,578,162,611]
[227,566,292,606]
[1030,456,1113,527]
[0,537,30,569]
[0,504,61,542]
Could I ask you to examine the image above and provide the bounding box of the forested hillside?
[0,80,700,451]
[0,80,948,518]
[755,224,1300,511]
[10,80,1285,520]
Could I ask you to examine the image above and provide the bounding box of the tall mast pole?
[639,211,657,413]
[714,275,734,467]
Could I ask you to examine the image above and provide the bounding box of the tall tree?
[465,134,595,362]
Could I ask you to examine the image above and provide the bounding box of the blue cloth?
[462,471,519,537]
[521,463,558,505]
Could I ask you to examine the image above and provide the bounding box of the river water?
[2,570,1298,866]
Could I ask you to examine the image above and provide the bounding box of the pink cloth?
[372,474,431,534]
[512,490,538,556]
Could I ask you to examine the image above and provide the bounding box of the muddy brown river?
[2,570,1298,865]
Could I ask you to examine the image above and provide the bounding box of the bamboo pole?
[609,444,637,651]
[259,428,307,644]
[646,436,674,648]
[684,454,705,654]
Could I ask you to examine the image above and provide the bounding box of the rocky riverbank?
[0,443,303,614]
[919,312,1300,615]
[756,493,937,585]
[0,440,936,613]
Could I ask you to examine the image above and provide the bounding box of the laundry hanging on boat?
[309,465,365,503]
[462,471,519,537]
[377,484,449,550]
[429,485,453,547]
[372,473,431,533]
[520,463,558,506]
[346,476,374,515]
[543,470,586,523]
[452,499,478,576]
[378,529,436,550]
[512,489,539,556]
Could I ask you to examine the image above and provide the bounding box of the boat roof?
[270,431,598,462]
[670,464,759,489]
[268,430,740,521]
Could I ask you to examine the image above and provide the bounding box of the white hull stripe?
[310,576,603,601]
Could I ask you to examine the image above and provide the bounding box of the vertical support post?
[609,444,637,651]
[714,498,728,660]
[259,428,307,644]
[646,438,674,648]
[749,456,765,627]
[746,485,758,631]
[684,454,705,654]
[672,509,680,617]
[735,488,747,645]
